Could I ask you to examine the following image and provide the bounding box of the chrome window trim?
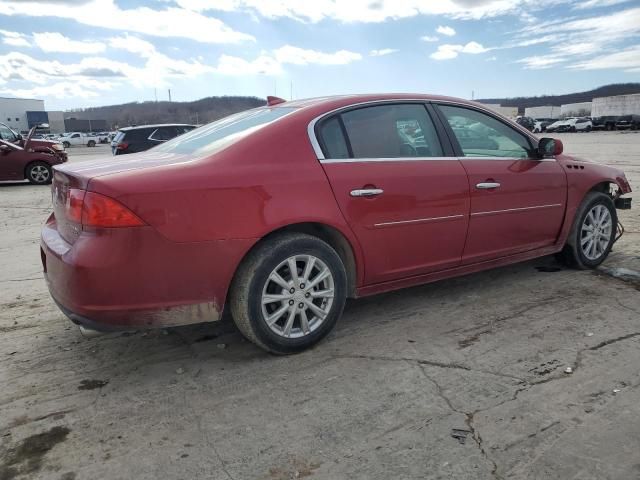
[307,97,547,161]
[374,214,465,228]
[307,98,435,160]
[148,128,167,142]
[320,156,457,164]
[471,203,563,217]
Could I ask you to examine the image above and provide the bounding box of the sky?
[0,0,639,110]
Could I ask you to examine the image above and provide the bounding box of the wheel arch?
[230,222,361,301]
[23,159,52,179]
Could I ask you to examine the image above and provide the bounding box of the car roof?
[119,124,196,131]
[277,93,487,112]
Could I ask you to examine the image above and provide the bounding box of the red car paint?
[40,94,632,331]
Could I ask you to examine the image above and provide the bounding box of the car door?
[434,103,566,265]
[0,141,24,180]
[315,102,470,285]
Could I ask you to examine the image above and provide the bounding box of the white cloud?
[516,54,566,69]
[108,35,156,58]
[4,80,114,99]
[0,30,30,48]
[369,48,398,57]
[569,45,640,72]
[1,0,254,44]
[274,45,362,65]
[215,54,282,76]
[430,41,488,60]
[33,32,105,54]
[436,25,456,36]
[172,0,549,23]
[421,36,439,42]
[511,6,640,70]
[573,0,632,9]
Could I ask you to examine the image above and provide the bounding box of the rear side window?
[154,108,296,156]
[123,128,153,142]
[317,117,349,159]
[149,127,177,141]
[340,104,443,158]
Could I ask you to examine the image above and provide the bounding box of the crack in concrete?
[331,353,526,382]
[414,362,503,480]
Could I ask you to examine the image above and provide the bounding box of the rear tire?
[87,140,96,147]
[230,233,347,354]
[62,141,70,148]
[557,192,616,269]
[26,162,52,185]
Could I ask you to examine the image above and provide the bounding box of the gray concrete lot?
[1,132,639,480]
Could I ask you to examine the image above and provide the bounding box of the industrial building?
[592,94,640,117]
[0,96,45,133]
[524,106,561,119]
[560,102,592,117]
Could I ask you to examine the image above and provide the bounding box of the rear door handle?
[350,188,384,197]
[476,182,501,189]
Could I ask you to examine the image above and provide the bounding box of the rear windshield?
[153,107,296,156]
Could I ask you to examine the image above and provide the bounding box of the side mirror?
[538,137,563,158]
[0,144,12,153]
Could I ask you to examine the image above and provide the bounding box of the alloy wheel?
[30,165,50,183]
[261,254,335,339]
[580,204,612,261]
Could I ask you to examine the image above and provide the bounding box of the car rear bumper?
[40,216,255,330]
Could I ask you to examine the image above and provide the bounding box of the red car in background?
[41,94,632,353]
[0,123,67,184]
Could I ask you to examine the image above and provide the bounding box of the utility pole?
[168,89,172,102]
[154,88,157,102]
[290,80,293,101]
[471,90,474,100]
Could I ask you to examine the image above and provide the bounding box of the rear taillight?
[116,142,128,150]
[65,189,144,228]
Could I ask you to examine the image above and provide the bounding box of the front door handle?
[350,188,384,197]
[476,182,501,189]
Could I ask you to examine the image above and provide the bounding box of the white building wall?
[0,97,45,132]
[592,94,640,117]
[481,104,518,118]
[560,102,592,117]
[524,106,561,119]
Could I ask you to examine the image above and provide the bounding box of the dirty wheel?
[87,140,96,147]
[230,233,347,354]
[26,162,52,185]
[557,192,617,269]
[62,141,70,148]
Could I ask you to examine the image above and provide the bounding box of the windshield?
[153,107,296,156]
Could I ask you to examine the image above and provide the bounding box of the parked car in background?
[516,116,535,131]
[0,121,66,154]
[615,115,640,130]
[59,132,100,148]
[0,124,67,184]
[533,118,555,133]
[591,116,618,131]
[41,94,632,353]
[546,118,591,133]
[110,124,196,155]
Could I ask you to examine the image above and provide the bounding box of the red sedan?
[41,94,633,353]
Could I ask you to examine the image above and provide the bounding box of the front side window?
[340,104,443,158]
[438,105,533,158]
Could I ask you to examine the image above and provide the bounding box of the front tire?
[557,192,617,269]
[87,140,96,147]
[230,233,347,354]
[26,162,52,185]
[62,141,70,148]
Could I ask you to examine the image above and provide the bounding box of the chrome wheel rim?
[30,165,49,183]
[261,254,334,339]
[580,204,612,260]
